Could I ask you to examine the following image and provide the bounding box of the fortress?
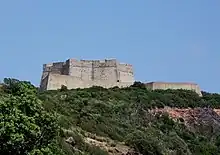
[40,58,134,90]
[40,58,202,96]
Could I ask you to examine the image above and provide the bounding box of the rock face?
[84,135,141,155]
[64,129,142,155]
[150,107,220,138]
[214,109,220,115]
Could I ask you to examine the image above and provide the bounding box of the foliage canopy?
[0,78,60,155]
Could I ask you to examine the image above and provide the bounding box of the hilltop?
[1,79,220,155]
[39,58,202,97]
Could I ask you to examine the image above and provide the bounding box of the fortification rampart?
[40,58,135,90]
[40,58,202,96]
[45,73,132,90]
[145,82,202,96]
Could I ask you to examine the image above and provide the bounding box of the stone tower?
[40,58,135,90]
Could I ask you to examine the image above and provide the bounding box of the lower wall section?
[45,73,133,90]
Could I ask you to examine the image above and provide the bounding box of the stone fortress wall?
[145,82,202,96]
[40,58,134,90]
[40,58,202,96]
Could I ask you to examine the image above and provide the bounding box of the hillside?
[1,79,220,155]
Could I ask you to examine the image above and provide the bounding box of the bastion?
[40,58,135,90]
[145,82,202,96]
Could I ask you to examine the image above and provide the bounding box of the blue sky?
[0,0,219,93]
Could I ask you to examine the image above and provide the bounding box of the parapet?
[67,58,119,68]
[69,59,81,67]
[117,63,133,73]
[92,59,117,67]
[42,61,65,74]
[146,81,199,86]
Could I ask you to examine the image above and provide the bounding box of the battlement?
[118,63,133,73]
[42,58,132,74]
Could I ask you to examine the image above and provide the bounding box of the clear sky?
[0,0,219,93]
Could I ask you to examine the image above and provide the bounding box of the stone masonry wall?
[46,73,133,90]
[145,82,202,96]
[68,59,83,78]
[40,58,135,90]
[40,74,49,90]
[117,63,134,83]
[92,59,118,82]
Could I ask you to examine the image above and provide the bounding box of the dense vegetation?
[0,78,61,154]
[1,79,220,154]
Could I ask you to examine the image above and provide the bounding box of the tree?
[60,85,68,92]
[131,81,146,89]
[0,78,59,155]
[2,78,37,96]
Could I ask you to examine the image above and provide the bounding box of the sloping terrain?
[150,107,220,139]
[1,79,220,155]
[62,127,139,155]
[38,83,220,155]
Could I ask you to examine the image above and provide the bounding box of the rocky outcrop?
[150,107,220,139]
[64,129,141,155]
[214,109,220,115]
[84,135,141,155]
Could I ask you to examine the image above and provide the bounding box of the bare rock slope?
[150,107,220,138]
